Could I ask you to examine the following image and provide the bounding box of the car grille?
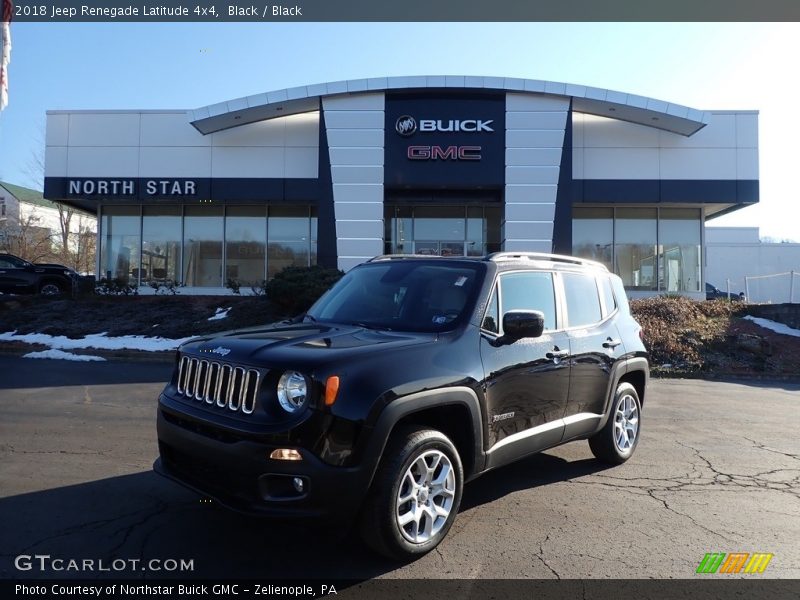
[176,355,260,415]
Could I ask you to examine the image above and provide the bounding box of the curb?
[0,342,175,363]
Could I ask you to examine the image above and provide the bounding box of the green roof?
[0,181,61,210]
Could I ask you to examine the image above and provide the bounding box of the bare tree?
[0,211,55,263]
[25,126,91,271]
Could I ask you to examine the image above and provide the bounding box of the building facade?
[43,76,759,296]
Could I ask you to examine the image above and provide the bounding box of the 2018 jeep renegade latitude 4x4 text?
[155,252,649,559]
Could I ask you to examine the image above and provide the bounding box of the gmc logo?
[407,145,482,160]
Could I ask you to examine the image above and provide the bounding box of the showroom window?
[385,205,501,257]
[142,206,181,285]
[615,208,658,291]
[659,208,701,293]
[226,206,267,284]
[572,207,702,293]
[572,207,613,271]
[267,206,317,279]
[99,204,317,288]
[100,206,140,285]
[183,206,224,287]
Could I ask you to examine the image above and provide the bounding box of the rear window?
[610,275,631,314]
[562,272,602,328]
[599,275,617,317]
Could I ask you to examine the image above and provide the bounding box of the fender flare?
[358,386,485,490]
[597,356,650,431]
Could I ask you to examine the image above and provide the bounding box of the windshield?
[307,261,484,332]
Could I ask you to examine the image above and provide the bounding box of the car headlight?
[277,371,309,413]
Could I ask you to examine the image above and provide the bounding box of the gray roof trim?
[188,76,711,137]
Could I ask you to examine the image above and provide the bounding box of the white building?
[0,181,97,267]
[706,227,800,303]
[43,76,759,296]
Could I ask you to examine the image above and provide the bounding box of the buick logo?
[395,115,417,137]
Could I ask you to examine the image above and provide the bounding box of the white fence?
[738,271,800,304]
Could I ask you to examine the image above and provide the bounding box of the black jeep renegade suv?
[155,252,648,559]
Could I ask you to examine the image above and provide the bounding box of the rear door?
[560,271,625,437]
[480,271,571,466]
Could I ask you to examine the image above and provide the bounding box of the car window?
[599,275,617,317]
[0,258,18,268]
[563,272,603,328]
[482,285,499,333]
[308,261,483,333]
[499,272,556,331]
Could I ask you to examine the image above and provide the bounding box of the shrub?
[95,277,138,296]
[249,280,267,296]
[264,266,344,315]
[148,280,181,295]
[225,278,242,295]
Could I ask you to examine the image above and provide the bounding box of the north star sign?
[67,179,198,196]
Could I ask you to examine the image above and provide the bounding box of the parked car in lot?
[0,253,94,295]
[155,252,649,559]
[706,282,746,301]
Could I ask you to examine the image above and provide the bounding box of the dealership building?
[43,76,759,297]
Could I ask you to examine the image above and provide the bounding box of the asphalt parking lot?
[1,356,798,580]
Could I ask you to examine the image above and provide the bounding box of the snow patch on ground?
[23,349,106,362]
[208,307,232,321]
[744,316,800,338]
[0,331,193,352]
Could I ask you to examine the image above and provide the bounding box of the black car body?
[706,282,745,301]
[155,253,649,558]
[0,253,92,295]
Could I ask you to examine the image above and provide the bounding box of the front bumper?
[155,399,370,524]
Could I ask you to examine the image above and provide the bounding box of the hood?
[180,323,436,368]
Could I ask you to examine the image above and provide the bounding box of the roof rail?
[486,252,608,271]
[366,254,474,262]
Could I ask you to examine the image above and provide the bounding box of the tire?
[39,281,63,296]
[588,382,642,464]
[359,427,464,560]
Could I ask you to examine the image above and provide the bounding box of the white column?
[504,93,569,253]
[322,93,385,272]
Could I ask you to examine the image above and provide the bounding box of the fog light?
[270,448,302,461]
[292,477,305,493]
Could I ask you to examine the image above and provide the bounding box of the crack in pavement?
[3,445,105,456]
[565,476,739,543]
[743,437,800,462]
[105,499,171,559]
[532,533,561,580]
[561,437,800,544]
[13,504,170,556]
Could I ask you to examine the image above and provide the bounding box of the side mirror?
[502,310,545,340]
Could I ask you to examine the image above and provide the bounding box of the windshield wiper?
[348,321,393,331]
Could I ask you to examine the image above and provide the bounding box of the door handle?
[603,338,622,349]
[546,348,570,360]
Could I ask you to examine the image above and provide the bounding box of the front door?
[0,256,36,293]
[480,271,571,468]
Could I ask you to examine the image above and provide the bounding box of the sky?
[0,22,799,241]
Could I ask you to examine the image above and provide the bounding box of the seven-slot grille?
[176,355,260,414]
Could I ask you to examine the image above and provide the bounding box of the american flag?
[0,0,12,111]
